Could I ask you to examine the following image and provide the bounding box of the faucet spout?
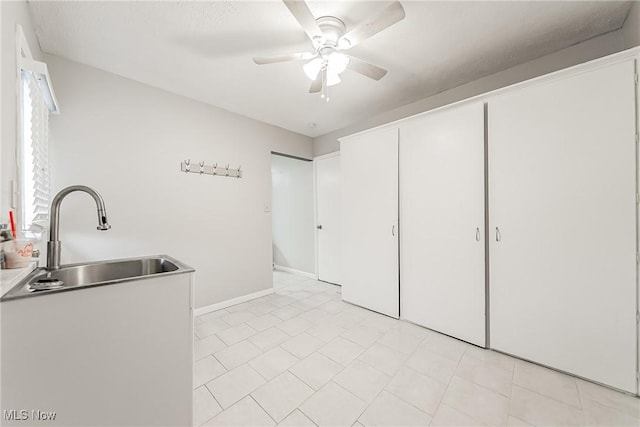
[47,185,111,270]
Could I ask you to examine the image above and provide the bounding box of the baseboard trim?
[273,264,317,280]
[194,288,274,316]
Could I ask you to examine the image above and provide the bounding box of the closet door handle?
[392,225,396,236]
[495,227,501,242]
[475,227,481,242]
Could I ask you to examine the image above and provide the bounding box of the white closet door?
[315,153,342,285]
[341,127,399,318]
[400,102,486,347]
[489,60,637,393]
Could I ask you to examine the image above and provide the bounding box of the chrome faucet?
[47,185,111,270]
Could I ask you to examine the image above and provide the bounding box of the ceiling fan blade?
[283,0,323,42]
[347,56,388,80]
[339,1,405,49]
[309,75,322,93]
[252,52,313,65]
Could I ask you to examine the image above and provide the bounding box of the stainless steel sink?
[1,255,194,301]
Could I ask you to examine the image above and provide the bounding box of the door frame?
[313,151,340,282]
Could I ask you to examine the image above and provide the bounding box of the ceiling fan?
[253,0,406,101]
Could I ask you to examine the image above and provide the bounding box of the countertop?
[1,261,39,297]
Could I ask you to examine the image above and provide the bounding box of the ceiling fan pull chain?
[322,66,330,102]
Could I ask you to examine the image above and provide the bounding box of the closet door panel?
[400,102,486,346]
[489,60,637,393]
[341,127,399,318]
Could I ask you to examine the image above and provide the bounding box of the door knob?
[317,225,322,230]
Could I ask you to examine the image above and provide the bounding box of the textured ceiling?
[29,1,632,137]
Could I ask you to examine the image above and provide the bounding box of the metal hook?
[199,161,205,174]
[185,159,191,173]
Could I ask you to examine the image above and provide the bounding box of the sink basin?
[31,258,179,288]
[1,255,194,301]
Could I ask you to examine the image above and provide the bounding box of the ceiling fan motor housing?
[314,16,347,49]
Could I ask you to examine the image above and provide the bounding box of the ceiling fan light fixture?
[327,52,349,75]
[326,71,341,87]
[303,53,348,85]
[303,57,323,80]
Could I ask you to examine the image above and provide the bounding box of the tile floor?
[193,270,640,426]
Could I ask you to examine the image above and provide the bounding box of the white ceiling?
[29,1,632,138]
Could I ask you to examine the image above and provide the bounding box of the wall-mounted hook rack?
[180,160,242,178]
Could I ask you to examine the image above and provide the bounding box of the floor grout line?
[247,394,278,425]
[341,329,423,423]
[383,385,437,419]
[198,383,224,426]
[427,346,469,426]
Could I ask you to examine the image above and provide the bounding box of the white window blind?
[20,69,51,231]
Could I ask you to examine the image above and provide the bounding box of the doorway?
[270,152,315,277]
[314,152,341,285]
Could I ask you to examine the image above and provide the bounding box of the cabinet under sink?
[1,255,195,426]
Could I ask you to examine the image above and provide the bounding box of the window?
[17,25,58,233]
[20,69,50,230]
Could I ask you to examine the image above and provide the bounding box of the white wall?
[45,55,312,309]
[1,0,43,224]
[313,24,637,156]
[271,154,314,275]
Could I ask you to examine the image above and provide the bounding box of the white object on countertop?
[2,240,36,269]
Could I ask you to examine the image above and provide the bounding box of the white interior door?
[489,60,637,393]
[400,102,486,347]
[341,127,399,318]
[315,153,341,285]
